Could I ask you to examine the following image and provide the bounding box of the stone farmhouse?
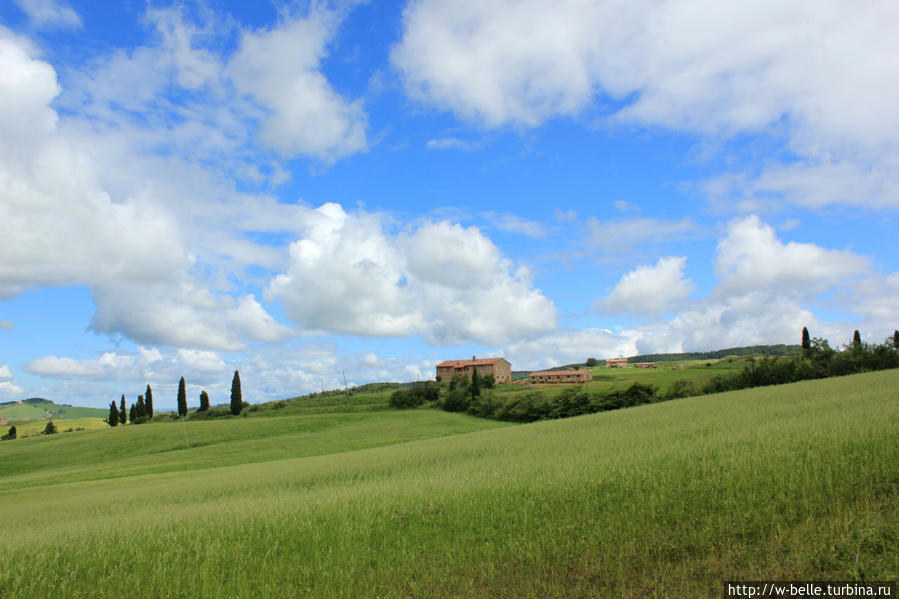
[527,370,591,384]
[436,357,512,383]
[605,358,628,368]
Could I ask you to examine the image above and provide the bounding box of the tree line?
[390,329,899,424]
[106,371,243,427]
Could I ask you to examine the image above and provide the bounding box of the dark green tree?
[42,420,58,435]
[145,384,153,420]
[801,327,811,355]
[1,425,15,440]
[469,367,481,400]
[199,390,210,412]
[585,358,598,367]
[893,330,899,349]
[135,394,146,423]
[107,401,119,427]
[177,376,187,417]
[119,394,127,425]
[230,370,242,415]
[853,330,862,348]
[129,404,136,423]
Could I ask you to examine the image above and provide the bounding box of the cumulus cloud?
[89,281,292,351]
[596,256,692,316]
[13,0,81,30]
[229,10,368,162]
[267,203,557,345]
[393,0,899,209]
[0,33,186,290]
[0,27,294,351]
[504,328,639,370]
[715,215,869,297]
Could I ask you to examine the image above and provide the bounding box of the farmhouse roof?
[528,370,586,376]
[436,357,510,367]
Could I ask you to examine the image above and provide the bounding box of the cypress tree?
[853,330,862,348]
[119,395,127,425]
[145,385,153,420]
[177,376,187,417]
[893,330,899,349]
[199,390,210,412]
[230,371,242,415]
[469,367,481,400]
[108,401,119,427]
[129,404,136,423]
[2,425,16,440]
[801,327,810,355]
[136,394,146,422]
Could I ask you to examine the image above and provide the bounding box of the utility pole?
[343,371,349,396]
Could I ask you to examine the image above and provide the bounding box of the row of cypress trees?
[106,371,242,426]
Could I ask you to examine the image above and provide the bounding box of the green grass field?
[497,355,748,399]
[0,399,107,422]
[1,370,896,598]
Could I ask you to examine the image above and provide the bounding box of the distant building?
[633,362,657,368]
[606,358,628,368]
[436,357,512,383]
[527,370,591,384]
[0,417,8,426]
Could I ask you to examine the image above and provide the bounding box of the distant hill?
[626,344,802,363]
[511,344,803,376]
[0,398,107,422]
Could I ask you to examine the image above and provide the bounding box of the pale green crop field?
[12,417,107,438]
[498,356,749,399]
[1,370,896,598]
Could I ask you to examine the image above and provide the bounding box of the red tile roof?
[528,370,588,376]
[436,358,510,367]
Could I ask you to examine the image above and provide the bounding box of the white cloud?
[267,204,557,345]
[0,28,294,351]
[504,328,639,370]
[14,0,81,30]
[426,137,480,151]
[481,212,547,238]
[715,215,869,297]
[89,280,292,351]
[393,0,899,209]
[228,10,368,162]
[704,160,899,211]
[0,320,13,331]
[596,256,692,316]
[0,381,23,399]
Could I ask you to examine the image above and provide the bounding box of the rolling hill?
[1,369,896,597]
[0,397,107,422]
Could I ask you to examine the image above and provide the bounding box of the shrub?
[42,420,58,435]
[665,379,698,400]
[390,388,424,409]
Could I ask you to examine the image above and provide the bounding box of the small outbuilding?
[527,370,591,384]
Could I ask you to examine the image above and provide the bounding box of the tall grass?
[1,370,896,598]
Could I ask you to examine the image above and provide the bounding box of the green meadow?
[1,370,897,598]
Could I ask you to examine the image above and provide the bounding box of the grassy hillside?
[498,355,748,399]
[1,370,897,598]
[0,397,107,422]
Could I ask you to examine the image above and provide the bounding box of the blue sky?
[1,0,897,410]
